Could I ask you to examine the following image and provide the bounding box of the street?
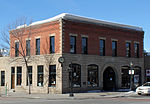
[0,96,150,104]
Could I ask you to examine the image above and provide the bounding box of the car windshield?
[143,83,150,86]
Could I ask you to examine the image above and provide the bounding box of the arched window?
[87,64,98,87]
[69,64,81,87]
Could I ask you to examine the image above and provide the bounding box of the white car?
[136,82,150,95]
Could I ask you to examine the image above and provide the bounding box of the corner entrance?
[103,67,116,91]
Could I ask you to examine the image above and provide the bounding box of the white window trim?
[69,33,78,37]
[15,40,19,42]
[26,38,31,40]
[126,40,131,43]
[81,35,88,38]
[35,36,41,39]
[134,41,140,44]
[111,39,118,41]
[99,37,106,40]
[49,33,55,37]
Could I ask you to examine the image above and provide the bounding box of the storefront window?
[121,66,141,88]
[49,65,56,87]
[37,65,43,87]
[1,71,5,86]
[69,64,81,87]
[27,66,32,86]
[87,65,98,87]
[17,67,22,85]
[121,67,130,88]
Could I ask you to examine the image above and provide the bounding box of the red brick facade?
[10,21,61,57]
[63,20,144,58]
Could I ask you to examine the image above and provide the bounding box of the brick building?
[0,13,144,93]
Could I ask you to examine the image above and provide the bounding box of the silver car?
[136,82,150,95]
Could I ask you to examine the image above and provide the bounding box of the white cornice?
[17,13,143,32]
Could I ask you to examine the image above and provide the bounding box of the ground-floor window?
[87,65,98,87]
[17,67,22,85]
[1,71,5,86]
[49,65,56,87]
[133,67,141,87]
[121,66,141,88]
[37,65,44,87]
[121,68,130,88]
[27,66,32,86]
[69,64,81,87]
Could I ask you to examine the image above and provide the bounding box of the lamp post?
[68,63,74,97]
[129,61,134,91]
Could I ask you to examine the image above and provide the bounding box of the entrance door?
[103,67,116,91]
[11,67,15,89]
[11,74,15,89]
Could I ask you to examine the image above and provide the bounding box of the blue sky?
[0,0,150,51]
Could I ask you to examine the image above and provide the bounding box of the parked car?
[136,82,150,95]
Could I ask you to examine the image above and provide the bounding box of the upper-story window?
[50,36,55,53]
[126,42,131,57]
[112,41,117,56]
[36,38,40,55]
[15,42,19,57]
[70,36,76,54]
[134,43,139,58]
[82,37,88,54]
[26,40,30,56]
[100,39,105,56]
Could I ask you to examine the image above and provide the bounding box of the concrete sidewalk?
[0,91,138,100]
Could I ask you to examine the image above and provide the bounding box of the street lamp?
[129,61,134,91]
[68,63,74,97]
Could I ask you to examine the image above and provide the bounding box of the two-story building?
[0,13,144,93]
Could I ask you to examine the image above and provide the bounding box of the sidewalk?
[0,91,138,100]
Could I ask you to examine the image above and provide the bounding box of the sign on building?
[146,69,150,76]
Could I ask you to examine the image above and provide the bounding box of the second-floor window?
[134,43,139,58]
[82,37,88,54]
[70,36,76,53]
[50,36,55,53]
[36,38,40,55]
[126,42,131,57]
[26,40,30,56]
[112,41,117,56]
[100,39,105,56]
[15,42,19,57]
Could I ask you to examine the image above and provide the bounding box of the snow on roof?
[16,24,27,29]
[24,13,143,31]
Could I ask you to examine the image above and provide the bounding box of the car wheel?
[138,93,142,95]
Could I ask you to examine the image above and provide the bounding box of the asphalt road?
[0,96,150,104]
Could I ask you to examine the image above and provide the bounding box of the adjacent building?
[0,13,144,93]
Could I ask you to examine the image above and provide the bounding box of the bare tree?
[43,37,61,94]
[0,17,33,94]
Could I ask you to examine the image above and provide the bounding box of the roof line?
[26,13,143,32]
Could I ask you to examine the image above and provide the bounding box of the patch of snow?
[17,13,143,32]
[29,13,68,26]
[16,24,27,29]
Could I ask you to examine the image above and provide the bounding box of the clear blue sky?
[0,0,150,51]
